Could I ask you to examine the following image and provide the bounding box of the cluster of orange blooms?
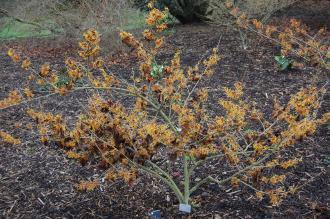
[105,168,137,184]
[76,180,100,191]
[0,131,21,145]
[225,0,330,69]
[0,90,22,109]
[7,48,32,70]
[0,1,329,207]
[145,0,168,32]
[119,3,169,82]
[78,29,101,59]
[216,84,329,205]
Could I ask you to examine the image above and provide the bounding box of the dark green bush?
[134,0,211,24]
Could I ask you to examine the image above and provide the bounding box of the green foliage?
[325,156,330,165]
[150,60,164,78]
[54,68,71,88]
[159,10,177,26]
[274,55,293,71]
[37,68,76,92]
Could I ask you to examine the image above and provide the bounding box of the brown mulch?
[0,19,329,219]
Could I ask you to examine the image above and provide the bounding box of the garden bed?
[0,21,329,218]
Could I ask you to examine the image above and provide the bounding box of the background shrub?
[132,0,328,25]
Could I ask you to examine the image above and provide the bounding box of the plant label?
[149,210,161,219]
[179,204,191,213]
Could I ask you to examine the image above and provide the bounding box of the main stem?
[183,154,190,204]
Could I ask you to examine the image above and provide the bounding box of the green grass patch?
[106,9,147,32]
[0,18,54,40]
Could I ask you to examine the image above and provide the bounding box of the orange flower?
[83,29,100,45]
[28,74,35,81]
[79,41,89,50]
[143,29,155,41]
[147,2,154,9]
[225,1,233,8]
[252,19,263,30]
[203,48,220,67]
[265,25,277,37]
[223,82,243,100]
[280,158,300,169]
[253,142,268,154]
[267,189,285,206]
[118,169,137,184]
[23,87,34,99]
[155,37,164,48]
[21,59,31,70]
[66,150,81,159]
[146,8,165,26]
[40,63,50,77]
[256,191,264,200]
[121,158,129,166]
[120,31,140,48]
[0,90,22,109]
[197,88,208,101]
[65,58,78,69]
[156,23,168,32]
[269,175,286,185]
[290,19,301,29]
[76,180,99,191]
[237,13,248,28]
[0,131,21,145]
[92,58,104,69]
[231,177,240,186]
[37,79,46,86]
[57,87,68,96]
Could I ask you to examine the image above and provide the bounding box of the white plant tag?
[179,204,191,213]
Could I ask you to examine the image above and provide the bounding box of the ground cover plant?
[0,0,329,218]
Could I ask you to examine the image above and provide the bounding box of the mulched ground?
[0,16,329,219]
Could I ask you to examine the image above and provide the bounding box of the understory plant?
[223,0,330,70]
[274,55,293,71]
[1,2,329,213]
